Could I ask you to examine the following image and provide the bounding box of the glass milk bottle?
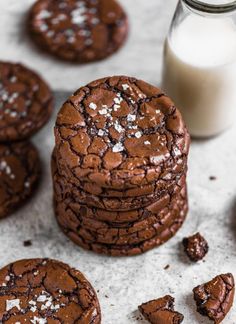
[162,0,236,137]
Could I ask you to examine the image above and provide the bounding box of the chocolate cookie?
[0,142,41,219]
[55,76,190,191]
[138,295,184,324]
[193,273,235,324]
[182,232,209,262]
[0,62,53,142]
[54,166,186,223]
[55,186,187,246]
[56,198,188,256]
[0,258,101,323]
[52,152,187,212]
[29,0,128,62]
[55,182,187,244]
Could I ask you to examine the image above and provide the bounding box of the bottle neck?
[182,0,236,14]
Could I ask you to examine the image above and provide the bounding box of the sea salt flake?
[112,143,124,153]
[37,10,52,20]
[51,304,60,310]
[30,306,37,313]
[71,8,87,25]
[39,24,48,32]
[24,181,30,188]
[30,316,47,324]
[68,36,76,43]
[79,29,91,37]
[58,13,67,21]
[10,76,17,83]
[113,104,120,111]
[6,299,21,311]
[5,166,11,175]
[59,2,67,9]
[156,109,161,114]
[99,108,108,115]
[91,17,99,24]
[98,129,105,136]
[135,131,142,138]
[10,111,17,118]
[127,114,136,122]
[163,173,172,180]
[2,93,9,101]
[114,122,124,133]
[5,275,10,281]
[85,39,93,46]
[29,300,36,306]
[150,154,170,164]
[114,97,123,104]
[37,295,47,302]
[144,141,151,145]
[89,102,97,110]
[122,84,130,91]
[174,147,181,156]
[47,30,55,38]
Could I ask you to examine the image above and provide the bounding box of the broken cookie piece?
[193,273,235,323]
[182,232,209,262]
[138,295,184,324]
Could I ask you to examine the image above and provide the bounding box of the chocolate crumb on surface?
[182,232,209,262]
[209,176,217,181]
[138,295,184,324]
[193,273,235,324]
[23,240,32,247]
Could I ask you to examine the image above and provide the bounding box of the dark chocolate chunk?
[138,295,184,324]
[0,258,101,323]
[0,61,53,142]
[193,273,235,324]
[0,142,41,219]
[182,232,209,262]
[29,0,128,63]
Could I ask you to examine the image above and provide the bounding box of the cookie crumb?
[139,295,184,323]
[182,232,209,262]
[209,176,216,180]
[193,273,235,323]
[23,240,32,247]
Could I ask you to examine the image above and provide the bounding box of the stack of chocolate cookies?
[52,76,190,256]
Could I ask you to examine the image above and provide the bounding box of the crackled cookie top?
[0,62,53,142]
[29,0,128,62]
[55,76,189,185]
[193,273,235,324]
[0,259,101,324]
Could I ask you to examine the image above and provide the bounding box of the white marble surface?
[0,1,236,323]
